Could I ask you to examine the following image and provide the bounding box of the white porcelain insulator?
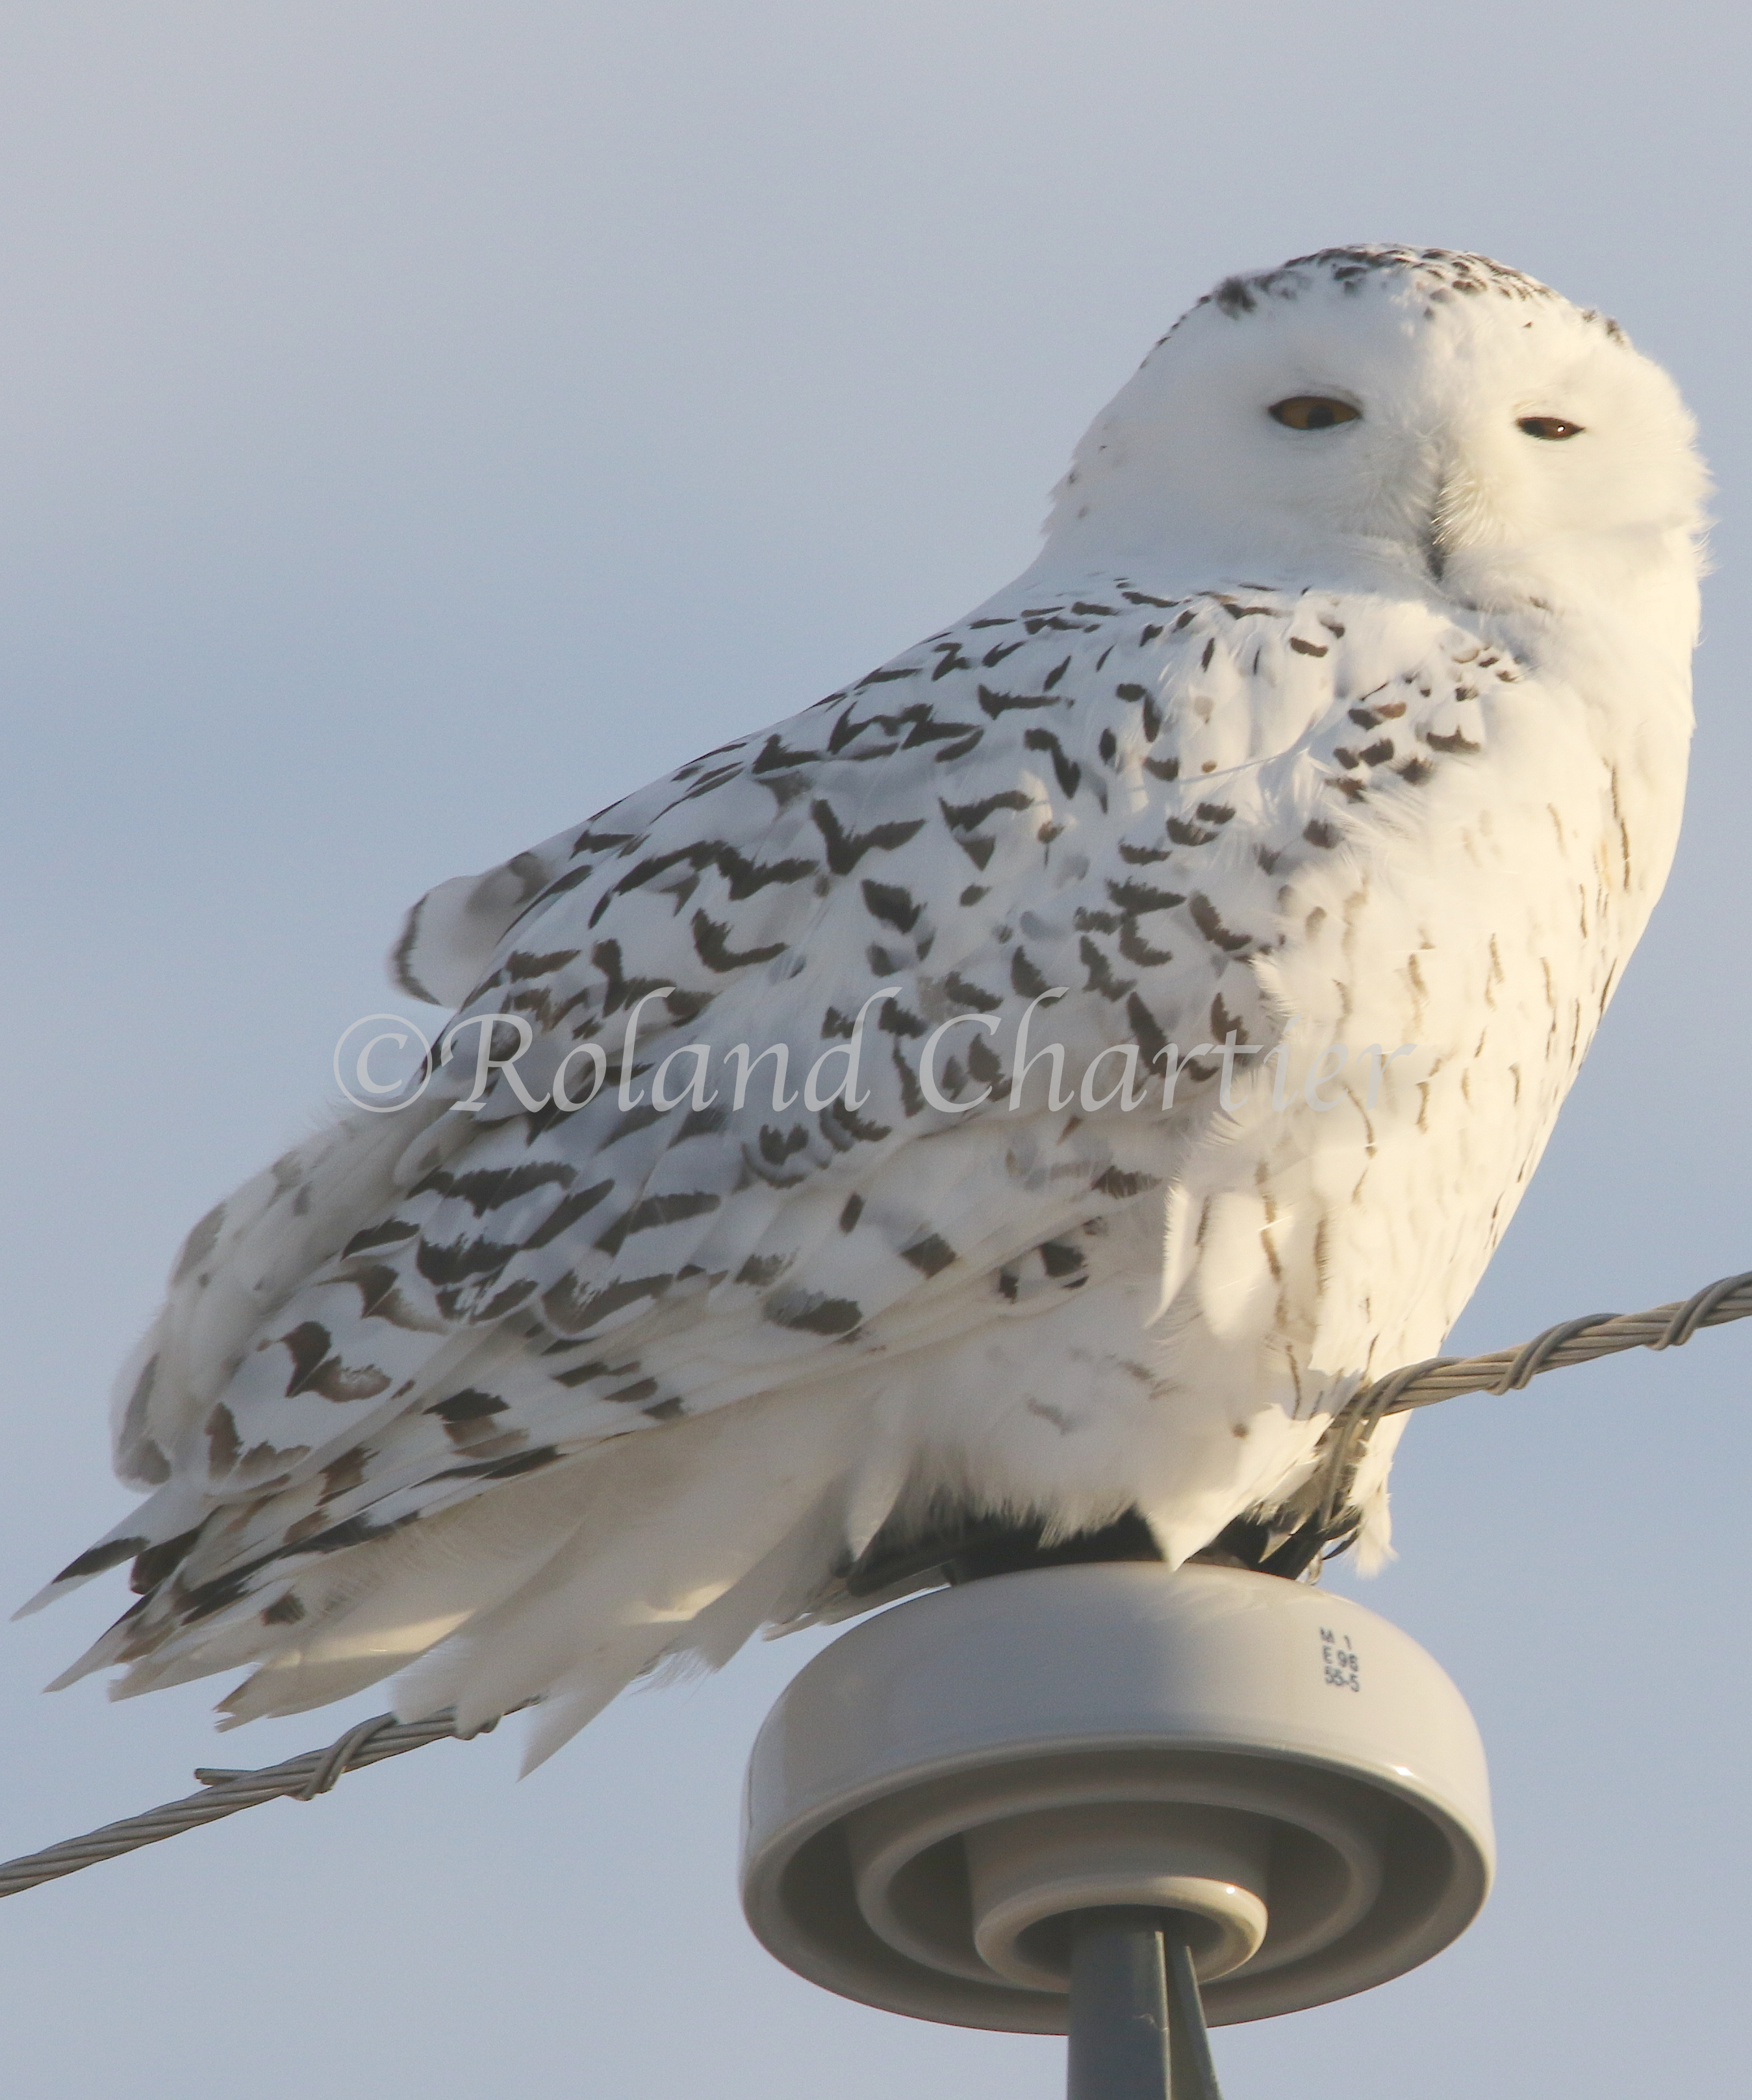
[963,1802,1271,1988]
[740,1563,1494,2034]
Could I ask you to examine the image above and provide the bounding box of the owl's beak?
[1424,479,1460,583]
[1424,462,1488,584]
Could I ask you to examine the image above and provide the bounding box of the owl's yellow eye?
[1268,396,1362,431]
[1517,415,1584,440]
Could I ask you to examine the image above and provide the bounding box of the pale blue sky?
[3,5,1749,2094]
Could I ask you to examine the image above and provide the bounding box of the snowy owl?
[33,248,1705,1769]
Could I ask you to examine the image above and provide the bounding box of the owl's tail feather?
[185,1381,877,1771]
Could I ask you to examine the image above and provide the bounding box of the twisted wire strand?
[1349,1267,1752,1415]
[0,1710,501,1899]
[4,1266,1751,1903]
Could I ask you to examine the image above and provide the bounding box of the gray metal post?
[1067,1910,1224,2100]
[1163,1927,1224,2100]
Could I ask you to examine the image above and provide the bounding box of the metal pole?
[1163,1926,1224,2100]
[1066,1910,1224,2100]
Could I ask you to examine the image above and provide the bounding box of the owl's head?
[1041,247,1707,614]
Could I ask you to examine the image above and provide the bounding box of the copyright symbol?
[333,1013,435,1113]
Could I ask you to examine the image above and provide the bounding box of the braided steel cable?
[1346,1267,1752,1415]
[3,1266,1750,1902]
[0,1710,509,1898]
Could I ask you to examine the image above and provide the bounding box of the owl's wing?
[388,846,573,1010]
[39,574,1514,1701]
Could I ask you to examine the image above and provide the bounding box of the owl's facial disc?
[1039,249,1706,603]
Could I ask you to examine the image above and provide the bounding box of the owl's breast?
[1160,605,1689,1399]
